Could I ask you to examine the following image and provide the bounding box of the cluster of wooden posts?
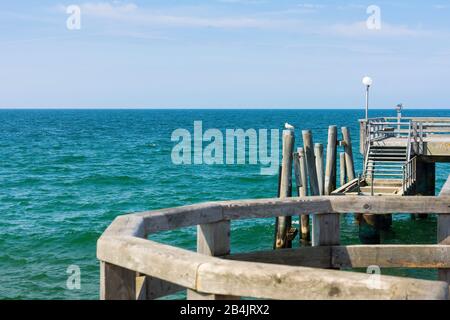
[274,126,356,249]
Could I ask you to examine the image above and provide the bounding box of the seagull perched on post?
[285,122,295,131]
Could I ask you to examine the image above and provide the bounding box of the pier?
[97,114,450,300]
[335,117,450,196]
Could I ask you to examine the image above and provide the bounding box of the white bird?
[285,122,295,130]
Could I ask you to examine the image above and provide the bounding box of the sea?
[0,109,449,299]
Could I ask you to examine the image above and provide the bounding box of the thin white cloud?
[55,1,437,38]
[328,21,431,37]
[81,2,138,16]
[433,4,450,10]
[67,1,308,29]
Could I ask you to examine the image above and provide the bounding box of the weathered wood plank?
[103,197,450,238]
[195,259,448,300]
[225,246,332,268]
[225,245,450,269]
[101,215,146,238]
[97,236,211,290]
[333,245,450,268]
[103,196,450,237]
[136,203,224,234]
[221,196,450,221]
[438,175,450,283]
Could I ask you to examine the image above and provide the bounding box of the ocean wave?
[70,175,146,186]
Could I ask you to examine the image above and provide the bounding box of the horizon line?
[1,107,449,110]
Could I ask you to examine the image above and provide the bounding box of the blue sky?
[0,1,449,108]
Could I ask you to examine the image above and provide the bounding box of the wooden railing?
[97,176,450,300]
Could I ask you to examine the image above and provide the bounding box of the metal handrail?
[402,156,417,194]
[406,121,412,161]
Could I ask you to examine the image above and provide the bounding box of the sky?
[0,1,449,109]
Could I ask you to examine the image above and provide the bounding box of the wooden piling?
[302,130,319,195]
[341,127,355,181]
[324,125,337,195]
[414,160,435,219]
[293,154,301,196]
[315,143,324,196]
[274,130,295,249]
[100,262,137,300]
[302,130,338,247]
[339,152,346,187]
[297,148,308,199]
[295,147,310,243]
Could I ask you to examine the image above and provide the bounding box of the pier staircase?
[358,118,419,196]
[361,145,408,195]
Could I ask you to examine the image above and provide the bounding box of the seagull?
[285,122,295,130]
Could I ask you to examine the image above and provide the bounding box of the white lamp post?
[396,103,403,137]
[362,76,373,120]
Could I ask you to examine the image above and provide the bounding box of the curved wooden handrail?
[98,195,450,300]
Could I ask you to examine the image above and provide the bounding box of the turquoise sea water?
[0,109,449,300]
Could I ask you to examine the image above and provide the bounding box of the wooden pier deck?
[372,136,450,158]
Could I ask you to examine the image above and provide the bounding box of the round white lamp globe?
[362,76,373,87]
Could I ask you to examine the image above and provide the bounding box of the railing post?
[312,212,340,248]
[100,261,137,300]
[438,176,450,284]
[187,220,236,300]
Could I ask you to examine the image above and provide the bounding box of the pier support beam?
[357,214,392,244]
[414,159,436,219]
